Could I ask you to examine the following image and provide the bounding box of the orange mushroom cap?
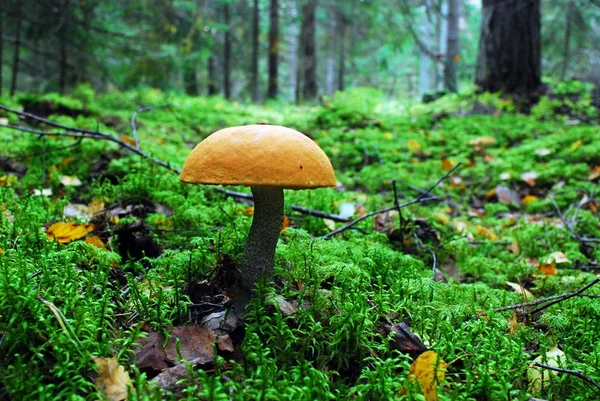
[180,125,336,189]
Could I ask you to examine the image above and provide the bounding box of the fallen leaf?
[475,225,499,241]
[435,213,450,224]
[383,322,428,360]
[0,118,8,125]
[496,185,521,205]
[528,347,565,394]
[468,136,495,148]
[408,140,422,152]
[508,312,525,335]
[120,135,137,147]
[60,175,83,186]
[548,251,570,264]
[506,282,534,302]
[93,356,133,401]
[281,215,290,231]
[539,261,557,275]
[85,235,106,250]
[499,172,511,180]
[441,158,455,171]
[589,165,600,181]
[323,218,336,231]
[508,241,520,254]
[407,351,448,401]
[46,222,96,244]
[521,172,538,187]
[33,188,52,196]
[242,207,254,215]
[164,326,215,365]
[522,195,539,205]
[133,332,170,374]
[535,148,551,156]
[384,132,393,139]
[570,139,582,152]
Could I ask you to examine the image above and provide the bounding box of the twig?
[131,104,171,149]
[0,104,345,222]
[527,277,600,315]
[321,164,461,240]
[533,362,600,393]
[490,277,600,314]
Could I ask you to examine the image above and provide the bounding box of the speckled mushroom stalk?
[240,187,284,293]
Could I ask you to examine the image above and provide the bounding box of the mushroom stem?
[240,186,284,294]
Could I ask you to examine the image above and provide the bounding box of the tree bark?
[207,55,218,95]
[437,0,448,90]
[267,0,279,99]
[301,0,317,100]
[337,10,346,92]
[10,1,22,97]
[560,0,574,81]
[325,6,337,96]
[223,1,231,99]
[251,0,259,102]
[475,0,541,95]
[419,0,434,97]
[0,1,4,97]
[444,0,460,92]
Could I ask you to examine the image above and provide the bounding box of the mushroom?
[180,125,336,302]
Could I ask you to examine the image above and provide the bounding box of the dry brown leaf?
[508,312,525,335]
[496,185,521,205]
[539,261,557,276]
[475,225,499,241]
[589,165,600,181]
[46,222,95,244]
[93,356,133,401]
[164,326,215,365]
[120,135,137,147]
[441,158,455,171]
[407,350,448,401]
[548,251,570,264]
[506,281,534,302]
[468,136,495,147]
[521,172,538,187]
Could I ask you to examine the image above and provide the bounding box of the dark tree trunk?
[301,0,317,100]
[207,55,218,95]
[58,0,70,95]
[0,2,3,97]
[267,0,279,99]
[475,0,541,95]
[10,1,22,97]
[337,7,346,92]
[223,2,231,99]
[444,0,460,92]
[183,63,198,95]
[560,0,574,80]
[251,0,259,102]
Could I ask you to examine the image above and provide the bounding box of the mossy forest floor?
[0,85,599,400]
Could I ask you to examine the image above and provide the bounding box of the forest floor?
[0,85,599,401]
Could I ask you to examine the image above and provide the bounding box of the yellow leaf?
[85,235,106,250]
[522,195,539,205]
[570,139,582,152]
[120,135,137,147]
[485,188,497,198]
[242,207,254,216]
[58,157,76,170]
[384,132,393,139]
[435,213,450,224]
[453,54,461,62]
[46,222,96,244]
[88,198,105,214]
[408,351,448,401]
[441,158,455,171]
[0,248,3,255]
[281,215,290,231]
[408,140,422,152]
[475,225,499,241]
[508,312,525,335]
[93,356,134,401]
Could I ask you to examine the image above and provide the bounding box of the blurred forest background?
[1,0,599,102]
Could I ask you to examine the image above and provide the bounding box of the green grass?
[0,85,599,400]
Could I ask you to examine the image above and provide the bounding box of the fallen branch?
[491,277,600,314]
[321,164,462,239]
[131,104,171,149]
[533,362,600,393]
[0,104,345,222]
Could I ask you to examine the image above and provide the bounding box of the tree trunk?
[301,0,317,100]
[337,11,346,92]
[418,0,434,97]
[325,6,337,96]
[207,55,218,95]
[251,0,259,102]
[10,1,22,97]
[475,0,541,95]
[286,1,299,101]
[444,0,460,93]
[560,0,574,81]
[223,2,231,99]
[183,62,198,95]
[58,0,70,95]
[267,0,279,99]
[437,0,448,90]
[0,1,3,97]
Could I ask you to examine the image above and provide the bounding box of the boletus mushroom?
[180,125,336,304]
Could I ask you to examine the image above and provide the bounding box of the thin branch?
[131,104,171,149]
[533,363,600,393]
[527,277,600,315]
